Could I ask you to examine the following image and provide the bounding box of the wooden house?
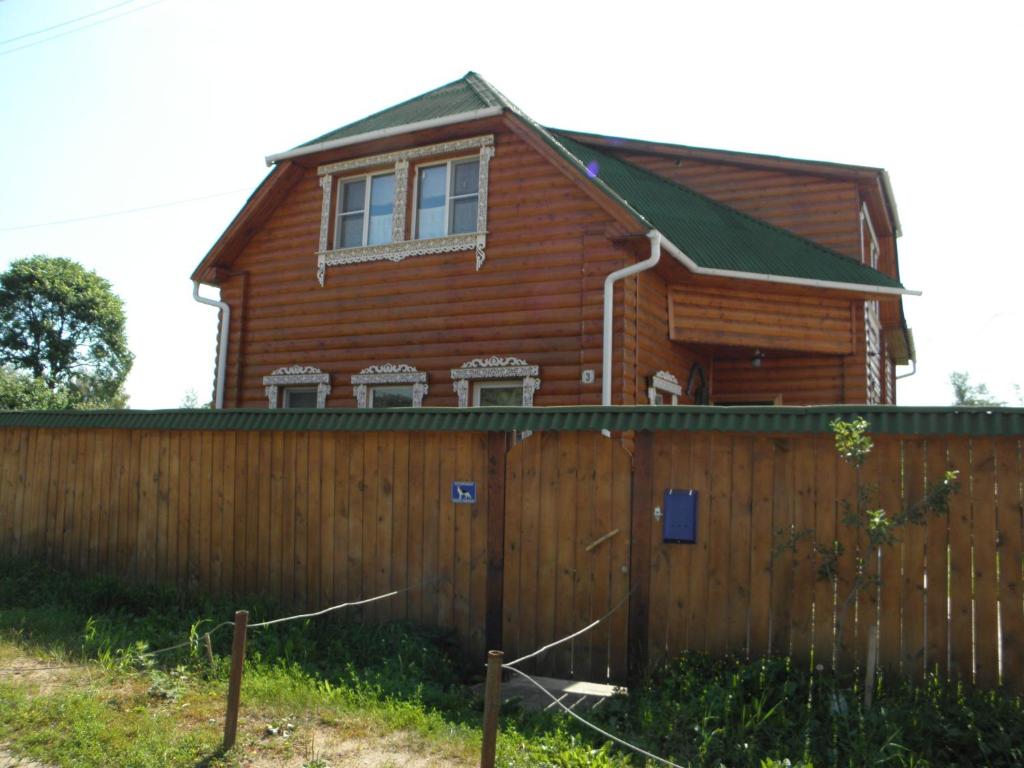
[191,73,916,411]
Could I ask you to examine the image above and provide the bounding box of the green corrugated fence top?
[0,406,1021,437]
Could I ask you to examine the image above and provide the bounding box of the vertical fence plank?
[502,437,524,663]
[748,437,775,658]
[281,431,299,606]
[166,433,181,586]
[790,438,817,665]
[220,431,236,597]
[374,433,394,621]
[405,433,424,623]
[436,431,455,631]
[391,431,410,620]
[729,436,753,656]
[330,434,350,606]
[268,431,284,600]
[996,437,1023,691]
[155,431,170,583]
[421,434,439,625]
[346,434,366,605]
[901,439,927,678]
[292,431,308,609]
[647,432,673,658]
[453,434,472,646]
[233,432,249,598]
[318,433,335,609]
[520,434,542,669]
[589,433,614,681]
[665,433,694,656]
[687,433,713,653]
[972,439,999,687]
[307,432,322,608]
[536,432,560,676]
[706,433,734,656]
[812,435,838,668]
[553,432,577,676]
[469,432,489,657]
[770,438,795,657]
[875,437,904,676]
[628,431,654,679]
[176,432,191,591]
[609,440,632,682]
[187,431,203,590]
[926,440,951,678]
[572,432,595,676]
[947,438,973,682]
[833,444,859,670]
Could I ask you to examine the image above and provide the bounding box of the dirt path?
[0,746,48,768]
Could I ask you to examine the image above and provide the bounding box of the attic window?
[316,135,495,284]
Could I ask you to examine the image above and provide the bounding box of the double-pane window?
[474,382,524,406]
[335,173,395,249]
[370,385,414,408]
[283,388,318,408]
[415,159,479,239]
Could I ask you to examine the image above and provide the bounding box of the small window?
[283,387,319,408]
[334,173,395,249]
[415,158,480,240]
[370,385,415,408]
[263,365,331,408]
[352,364,428,408]
[474,381,524,407]
[451,356,540,408]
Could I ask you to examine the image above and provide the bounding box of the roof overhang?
[656,232,920,298]
[265,106,505,166]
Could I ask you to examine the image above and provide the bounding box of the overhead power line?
[0,188,251,233]
[0,0,170,58]
[0,0,138,46]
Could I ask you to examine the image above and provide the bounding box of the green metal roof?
[300,73,501,147]
[550,133,903,290]
[286,72,902,291]
[1,406,1020,437]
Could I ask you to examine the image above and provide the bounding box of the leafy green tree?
[0,255,133,407]
[950,371,1004,406]
[0,366,73,410]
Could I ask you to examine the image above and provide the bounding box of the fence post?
[223,610,249,750]
[203,632,215,668]
[480,650,504,768]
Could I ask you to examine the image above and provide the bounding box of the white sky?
[1,0,1021,408]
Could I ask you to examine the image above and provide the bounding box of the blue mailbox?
[663,489,697,544]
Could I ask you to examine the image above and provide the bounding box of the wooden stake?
[480,650,504,768]
[203,632,215,667]
[223,610,248,750]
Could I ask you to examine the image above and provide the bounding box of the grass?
[1,558,1022,767]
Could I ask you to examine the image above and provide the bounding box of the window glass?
[416,165,447,239]
[371,385,414,408]
[477,384,523,406]
[368,174,395,245]
[450,197,477,235]
[452,160,479,196]
[336,178,367,249]
[283,388,318,408]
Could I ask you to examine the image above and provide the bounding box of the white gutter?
[192,281,229,409]
[603,230,662,406]
[896,360,917,380]
[265,107,504,166]
[657,236,920,297]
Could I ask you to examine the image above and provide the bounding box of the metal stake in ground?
[223,610,248,750]
[480,650,504,768]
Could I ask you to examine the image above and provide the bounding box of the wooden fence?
[0,420,1021,690]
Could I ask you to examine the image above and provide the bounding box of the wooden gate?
[501,431,632,681]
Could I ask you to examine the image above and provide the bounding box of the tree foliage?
[0,255,133,408]
[950,371,1004,406]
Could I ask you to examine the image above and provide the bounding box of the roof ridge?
[553,130,890,281]
[463,71,502,109]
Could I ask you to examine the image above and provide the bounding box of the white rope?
[246,590,399,629]
[503,585,636,669]
[504,665,685,768]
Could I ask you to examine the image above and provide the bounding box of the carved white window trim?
[351,364,428,408]
[316,135,495,284]
[647,370,682,406]
[263,365,331,408]
[450,356,540,408]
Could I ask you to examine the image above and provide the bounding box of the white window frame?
[413,156,480,240]
[647,370,682,406]
[334,171,396,249]
[315,135,495,284]
[351,364,428,408]
[451,356,540,408]
[263,365,331,408]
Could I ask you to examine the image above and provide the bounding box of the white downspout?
[192,281,229,409]
[602,230,662,406]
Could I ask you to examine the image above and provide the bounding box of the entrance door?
[502,431,632,681]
